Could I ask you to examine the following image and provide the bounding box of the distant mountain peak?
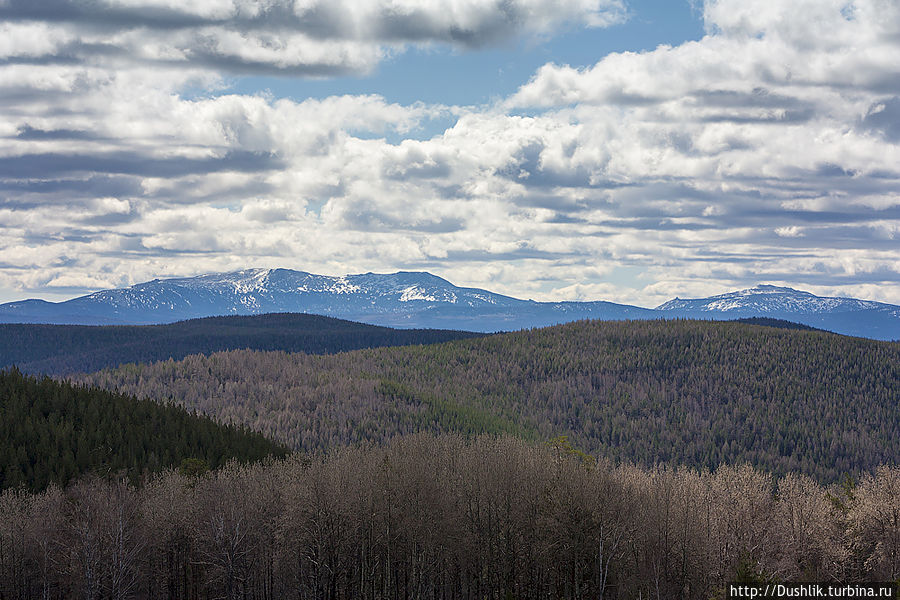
[748,284,800,292]
[655,284,887,316]
[0,270,896,340]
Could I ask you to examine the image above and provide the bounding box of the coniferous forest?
[1,318,899,599]
[79,319,899,482]
[0,369,288,492]
[0,313,482,376]
[6,0,900,598]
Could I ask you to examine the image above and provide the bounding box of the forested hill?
[0,369,289,492]
[733,317,822,331]
[80,319,900,483]
[0,312,482,375]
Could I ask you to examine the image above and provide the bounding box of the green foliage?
[733,317,821,332]
[80,319,900,482]
[733,555,776,584]
[178,457,210,478]
[378,378,532,438]
[547,435,594,466]
[827,473,858,512]
[0,368,288,492]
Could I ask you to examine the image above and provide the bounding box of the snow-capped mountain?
[77,269,518,319]
[0,272,897,339]
[656,284,888,315]
[656,284,899,339]
[0,269,656,331]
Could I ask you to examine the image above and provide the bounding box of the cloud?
[774,226,803,238]
[0,0,626,74]
[510,0,900,107]
[861,97,900,142]
[0,150,283,178]
[0,0,898,307]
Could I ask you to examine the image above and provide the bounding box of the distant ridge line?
[0,269,896,340]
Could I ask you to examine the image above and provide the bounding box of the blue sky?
[224,0,705,107]
[0,0,898,307]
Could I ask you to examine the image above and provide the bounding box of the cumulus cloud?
[0,0,626,74]
[0,0,898,306]
[510,0,900,107]
[488,0,900,302]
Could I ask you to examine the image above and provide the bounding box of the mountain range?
[1,269,897,340]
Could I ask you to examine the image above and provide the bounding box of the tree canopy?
[81,319,900,482]
[0,368,288,492]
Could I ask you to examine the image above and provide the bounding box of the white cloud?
[774,226,803,238]
[510,0,900,109]
[0,0,625,74]
[0,0,898,307]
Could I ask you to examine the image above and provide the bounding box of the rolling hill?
[0,368,289,492]
[78,318,900,482]
[0,312,483,375]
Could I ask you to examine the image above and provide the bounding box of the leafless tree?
[64,476,144,600]
[847,466,900,581]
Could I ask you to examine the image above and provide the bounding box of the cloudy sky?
[1,0,898,307]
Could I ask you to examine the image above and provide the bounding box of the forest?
[0,369,288,492]
[79,319,900,482]
[3,317,899,598]
[0,313,481,375]
[0,434,898,600]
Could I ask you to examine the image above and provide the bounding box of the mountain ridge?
[656,283,894,314]
[1,269,897,340]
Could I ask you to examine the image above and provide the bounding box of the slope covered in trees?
[0,369,289,492]
[0,313,482,375]
[81,319,900,482]
[1,434,898,600]
[733,317,822,331]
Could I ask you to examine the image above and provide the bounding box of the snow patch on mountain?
[329,277,361,295]
[0,272,896,340]
[399,286,439,302]
[656,285,887,314]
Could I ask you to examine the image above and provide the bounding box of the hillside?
[79,319,900,482]
[0,312,482,375]
[0,369,289,491]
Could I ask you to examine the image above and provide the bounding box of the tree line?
[79,319,900,482]
[0,313,482,376]
[0,369,289,492]
[1,434,898,600]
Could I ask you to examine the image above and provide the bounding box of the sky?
[0,0,898,308]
